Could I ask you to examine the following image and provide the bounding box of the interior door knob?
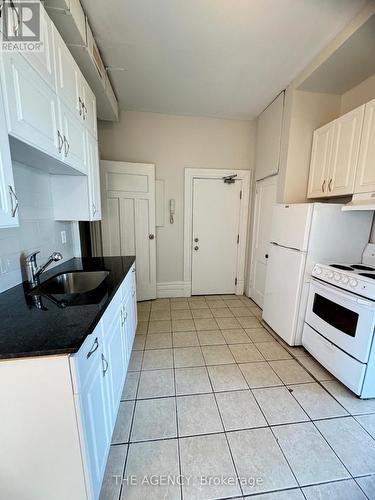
[149,234,155,240]
[194,246,199,251]
[265,254,269,259]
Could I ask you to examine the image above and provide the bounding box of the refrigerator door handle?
[270,241,302,252]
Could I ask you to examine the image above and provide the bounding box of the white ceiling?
[82,0,367,120]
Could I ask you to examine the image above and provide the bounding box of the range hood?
[342,192,375,211]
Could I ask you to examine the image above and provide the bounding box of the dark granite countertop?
[0,256,135,359]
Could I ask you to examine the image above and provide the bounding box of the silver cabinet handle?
[194,246,199,251]
[86,337,99,359]
[57,130,64,153]
[132,267,136,273]
[328,178,333,192]
[322,180,326,193]
[101,353,109,376]
[79,97,83,116]
[9,185,18,217]
[63,136,70,157]
[92,203,97,216]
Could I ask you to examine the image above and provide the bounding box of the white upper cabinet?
[55,28,81,114]
[328,105,364,197]
[255,92,284,181]
[1,52,62,162]
[59,99,87,174]
[81,78,98,138]
[307,105,365,199]
[21,3,56,89]
[354,98,375,194]
[87,131,102,220]
[307,123,333,198]
[0,80,18,228]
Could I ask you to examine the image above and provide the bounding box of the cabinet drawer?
[302,323,366,395]
[70,322,103,392]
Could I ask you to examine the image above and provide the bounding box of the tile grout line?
[171,324,184,500]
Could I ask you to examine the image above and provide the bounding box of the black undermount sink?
[29,271,110,296]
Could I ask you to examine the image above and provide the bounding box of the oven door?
[306,279,375,363]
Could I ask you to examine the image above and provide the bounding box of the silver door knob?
[149,234,155,240]
[194,246,199,251]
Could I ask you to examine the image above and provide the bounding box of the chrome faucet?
[26,251,63,287]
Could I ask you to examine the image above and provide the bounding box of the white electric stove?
[302,244,375,398]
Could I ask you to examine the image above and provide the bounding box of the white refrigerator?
[262,203,373,346]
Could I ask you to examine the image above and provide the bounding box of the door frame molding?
[184,168,252,296]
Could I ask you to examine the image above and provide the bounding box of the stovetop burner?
[351,264,375,271]
[330,264,354,271]
[359,273,375,280]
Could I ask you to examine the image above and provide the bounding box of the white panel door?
[192,178,241,295]
[355,98,375,194]
[101,161,156,301]
[328,105,364,196]
[307,122,333,198]
[249,175,277,307]
[263,243,306,346]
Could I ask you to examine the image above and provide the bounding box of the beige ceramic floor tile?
[229,344,264,363]
[148,320,172,333]
[288,382,348,420]
[173,347,205,368]
[193,318,219,330]
[253,386,309,425]
[177,393,223,436]
[245,327,274,342]
[100,444,127,500]
[322,380,375,415]
[137,369,175,398]
[180,433,241,500]
[239,362,283,389]
[172,331,199,347]
[228,428,297,495]
[131,398,177,441]
[197,330,226,346]
[121,440,180,500]
[201,345,236,365]
[221,328,252,344]
[175,366,212,395]
[255,341,292,361]
[121,371,140,401]
[269,359,314,384]
[142,349,173,370]
[145,333,172,349]
[111,401,135,444]
[172,319,196,332]
[208,364,248,392]
[216,390,267,431]
[302,480,367,500]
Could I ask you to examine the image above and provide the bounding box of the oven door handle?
[310,278,373,307]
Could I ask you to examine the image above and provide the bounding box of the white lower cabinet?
[72,264,137,500]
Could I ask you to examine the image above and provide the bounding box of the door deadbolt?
[194,246,199,251]
[149,234,155,240]
[194,237,199,242]
[265,254,269,259]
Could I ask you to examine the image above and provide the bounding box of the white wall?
[341,73,375,114]
[98,111,256,285]
[0,163,76,292]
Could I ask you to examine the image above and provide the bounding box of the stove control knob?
[334,273,341,281]
[315,266,322,275]
[341,276,349,284]
[349,278,358,288]
[327,271,334,279]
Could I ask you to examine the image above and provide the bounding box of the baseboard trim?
[156,281,190,298]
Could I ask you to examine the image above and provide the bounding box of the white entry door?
[249,175,277,307]
[192,178,242,295]
[100,161,156,301]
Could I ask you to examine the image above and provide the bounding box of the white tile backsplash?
[0,163,76,292]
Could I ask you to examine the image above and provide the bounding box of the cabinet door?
[355,98,375,194]
[102,304,126,430]
[0,82,18,227]
[307,123,333,198]
[21,4,56,89]
[328,105,365,197]
[54,27,81,116]
[87,131,102,220]
[80,358,110,500]
[60,100,87,174]
[1,53,62,161]
[81,77,98,138]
